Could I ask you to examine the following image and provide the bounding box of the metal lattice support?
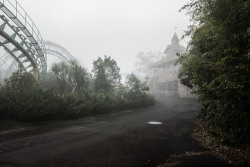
[4,40,78,79]
[0,0,47,82]
[44,41,76,63]
[0,1,81,82]
[4,56,17,78]
[0,15,37,77]
[0,52,10,67]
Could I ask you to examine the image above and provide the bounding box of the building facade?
[149,33,194,98]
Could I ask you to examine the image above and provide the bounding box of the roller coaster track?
[4,40,77,78]
[0,0,77,82]
[0,0,47,82]
[0,52,9,67]
[44,41,75,63]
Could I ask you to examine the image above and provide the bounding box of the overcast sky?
[18,0,190,73]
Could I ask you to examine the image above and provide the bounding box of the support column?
[172,74,174,96]
[33,67,38,82]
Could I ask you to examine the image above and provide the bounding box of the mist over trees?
[51,60,89,94]
[135,51,163,76]
[92,56,121,93]
[179,0,250,144]
[0,56,154,122]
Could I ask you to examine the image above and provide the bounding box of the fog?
[18,0,190,73]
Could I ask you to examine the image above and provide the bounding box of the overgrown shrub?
[179,0,250,144]
[0,69,154,122]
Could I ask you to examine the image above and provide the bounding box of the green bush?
[179,0,250,144]
[0,69,155,122]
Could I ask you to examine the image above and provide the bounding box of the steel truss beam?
[44,41,76,63]
[4,41,78,79]
[0,0,47,82]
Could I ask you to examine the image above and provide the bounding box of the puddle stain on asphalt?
[148,121,162,125]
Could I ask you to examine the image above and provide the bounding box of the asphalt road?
[0,97,231,167]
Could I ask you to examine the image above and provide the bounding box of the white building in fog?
[148,33,194,98]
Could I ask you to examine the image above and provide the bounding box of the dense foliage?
[51,60,89,94]
[0,57,154,122]
[92,56,121,93]
[179,0,250,144]
[135,51,162,76]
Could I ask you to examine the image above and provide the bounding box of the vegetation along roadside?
[0,56,154,126]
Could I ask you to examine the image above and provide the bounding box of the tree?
[126,74,149,95]
[51,60,88,94]
[51,61,71,94]
[124,73,153,108]
[68,60,89,93]
[179,0,250,143]
[92,56,121,93]
[135,51,162,76]
[4,67,38,91]
[41,72,60,92]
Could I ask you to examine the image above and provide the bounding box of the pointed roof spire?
[171,33,179,45]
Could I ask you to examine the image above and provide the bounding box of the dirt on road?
[0,97,233,167]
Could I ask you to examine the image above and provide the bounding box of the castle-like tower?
[148,33,193,98]
[164,33,185,59]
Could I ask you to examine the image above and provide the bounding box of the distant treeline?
[0,56,154,122]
